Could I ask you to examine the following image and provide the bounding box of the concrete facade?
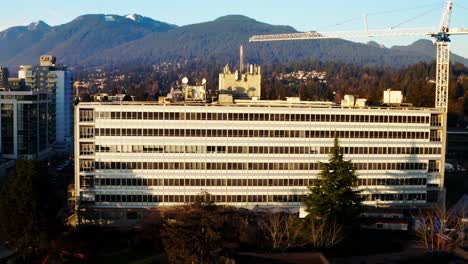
[75,101,446,222]
[219,64,261,99]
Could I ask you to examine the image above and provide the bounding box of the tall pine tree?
[304,134,361,225]
[0,160,61,256]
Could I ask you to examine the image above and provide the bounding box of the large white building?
[75,99,445,221]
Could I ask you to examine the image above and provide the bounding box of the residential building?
[6,78,25,91]
[21,56,73,156]
[75,99,445,222]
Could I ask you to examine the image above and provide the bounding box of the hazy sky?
[1,0,468,57]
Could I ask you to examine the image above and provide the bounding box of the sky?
[1,0,468,57]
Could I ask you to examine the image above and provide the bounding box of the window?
[79,160,94,172]
[79,126,94,138]
[79,109,94,122]
[80,143,95,155]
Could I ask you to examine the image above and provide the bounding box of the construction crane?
[249,0,468,112]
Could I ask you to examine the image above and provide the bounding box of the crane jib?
[249,0,467,113]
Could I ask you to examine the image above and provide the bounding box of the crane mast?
[434,0,453,112]
[433,0,453,206]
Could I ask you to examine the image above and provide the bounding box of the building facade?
[219,64,261,99]
[21,56,73,156]
[0,55,73,163]
[75,101,445,220]
[446,128,468,166]
[0,67,9,87]
[0,90,53,160]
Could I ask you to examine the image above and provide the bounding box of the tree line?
[77,59,468,124]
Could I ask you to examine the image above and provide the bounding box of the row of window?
[93,192,426,203]
[87,144,442,156]
[95,194,304,203]
[92,177,426,187]
[360,193,426,201]
[80,161,429,172]
[92,110,432,124]
[357,178,426,186]
[88,128,433,140]
[92,177,316,187]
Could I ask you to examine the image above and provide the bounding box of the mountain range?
[1,14,467,69]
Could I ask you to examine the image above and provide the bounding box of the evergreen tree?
[304,135,361,225]
[122,94,133,101]
[0,160,61,257]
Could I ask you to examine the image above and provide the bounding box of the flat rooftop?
[78,100,442,112]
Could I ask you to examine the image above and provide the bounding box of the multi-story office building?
[0,89,53,160]
[75,99,445,221]
[20,56,73,156]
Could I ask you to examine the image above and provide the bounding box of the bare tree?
[415,205,464,252]
[260,210,344,250]
[259,210,306,250]
[308,218,343,248]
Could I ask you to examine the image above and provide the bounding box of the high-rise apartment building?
[75,100,445,222]
[20,56,73,155]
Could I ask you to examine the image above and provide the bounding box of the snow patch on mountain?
[104,15,116,22]
[126,14,139,21]
[26,20,50,31]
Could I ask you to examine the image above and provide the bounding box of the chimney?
[240,45,244,73]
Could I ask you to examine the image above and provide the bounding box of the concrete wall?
[54,70,73,155]
[219,72,261,99]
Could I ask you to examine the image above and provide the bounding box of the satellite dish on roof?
[202,78,207,85]
[182,77,189,84]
